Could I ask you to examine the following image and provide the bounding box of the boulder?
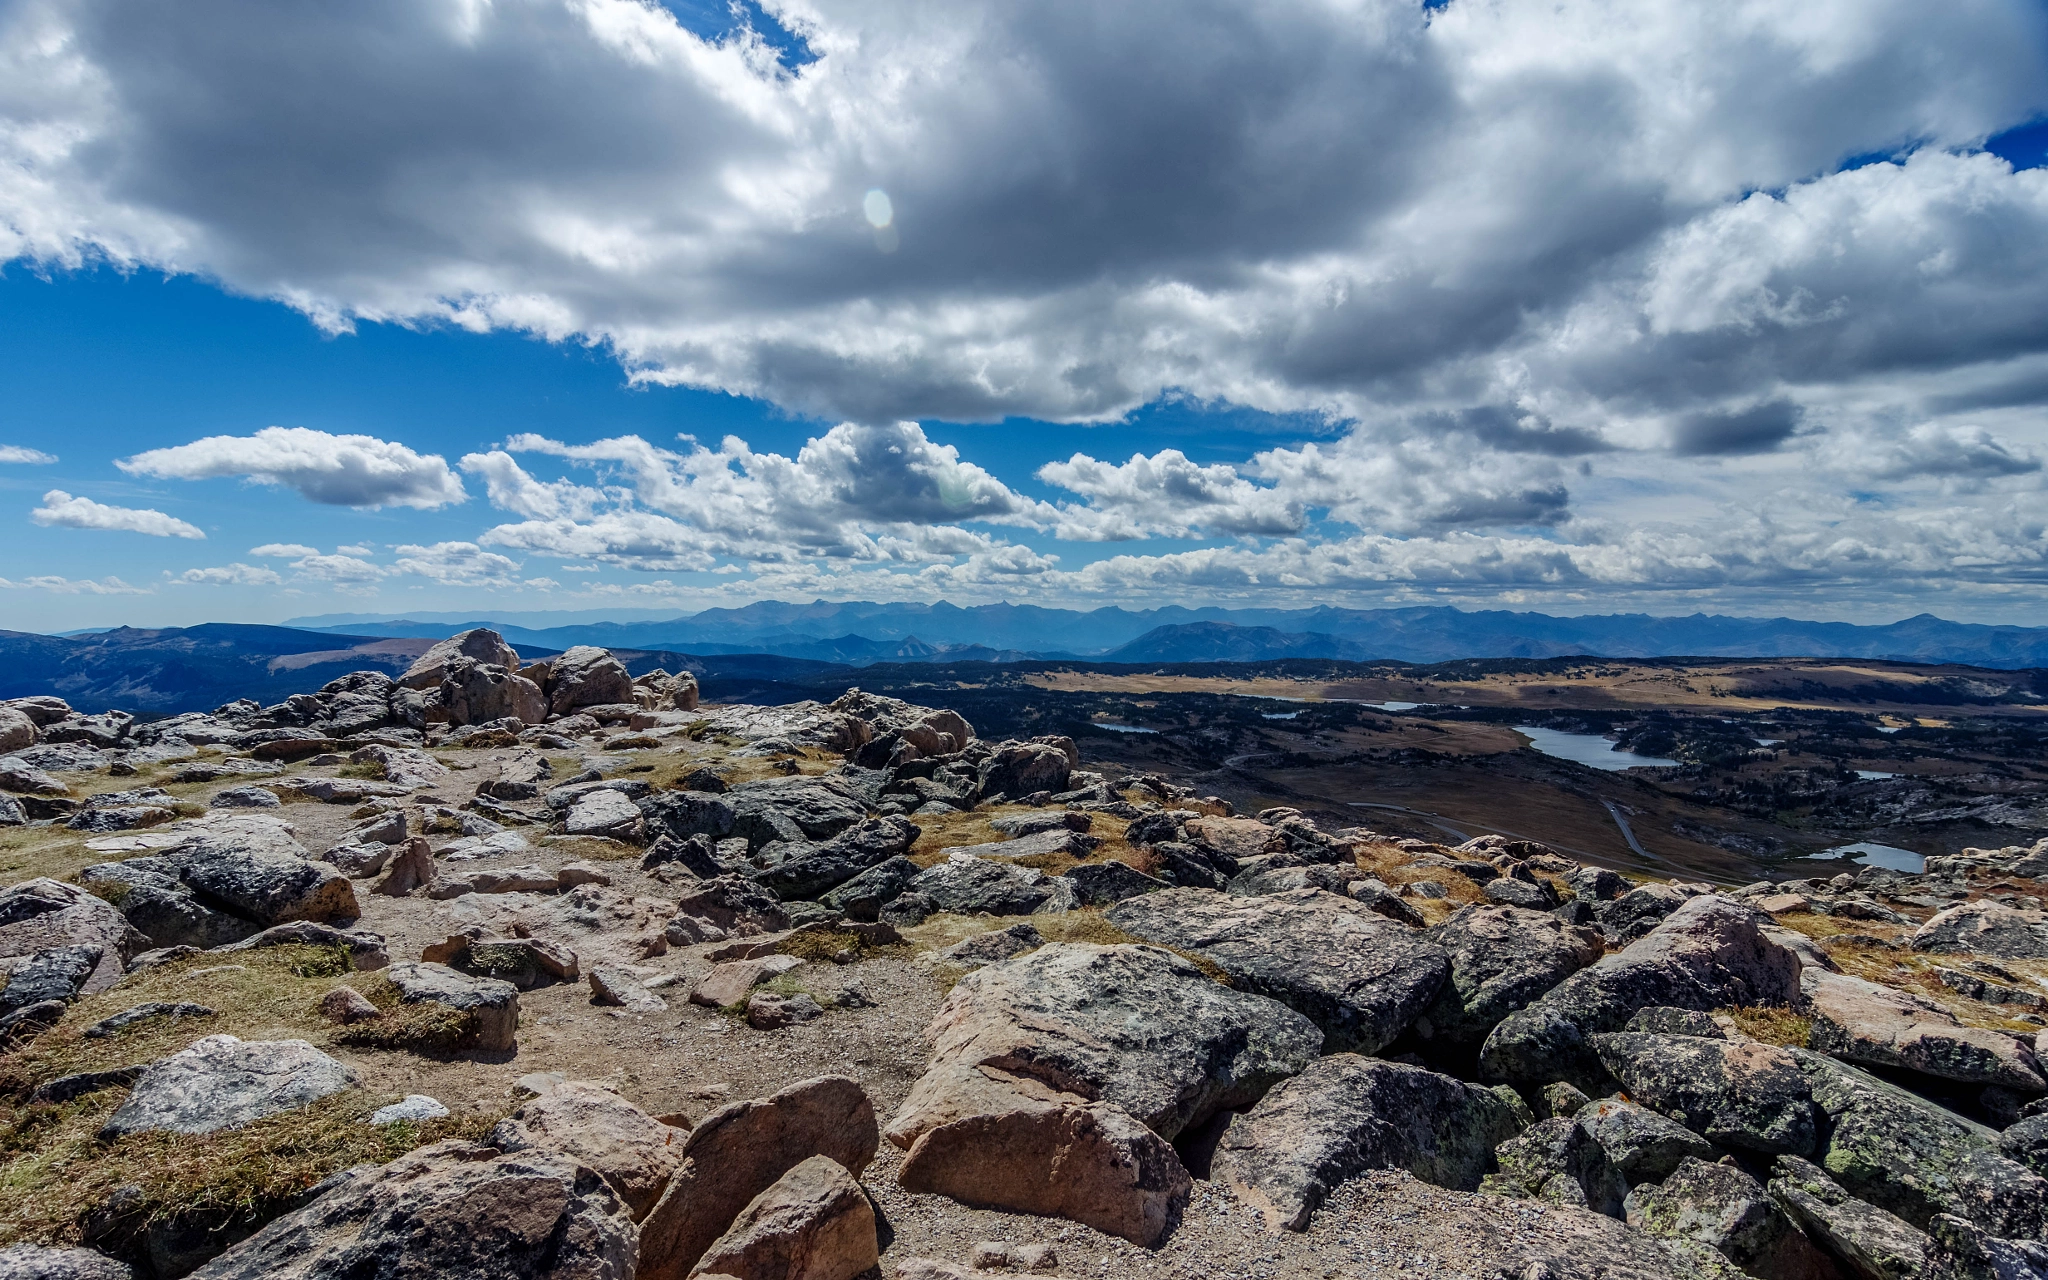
[82,1000,216,1039]
[1106,887,1449,1054]
[1575,1098,1717,1186]
[818,856,921,921]
[164,816,360,926]
[382,962,520,1052]
[1482,1116,1628,1218]
[545,646,636,716]
[690,1154,878,1280]
[0,756,68,795]
[1912,902,2048,960]
[1478,895,1801,1094]
[1415,905,1603,1057]
[565,789,646,841]
[1768,1154,1931,1280]
[727,778,867,847]
[400,629,522,689]
[990,810,1091,838]
[0,1245,133,1279]
[439,661,548,726]
[371,837,435,897]
[0,945,104,1013]
[639,790,738,843]
[906,857,1072,917]
[1592,1033,1818,1156]
[0,793,22,826]
[1999,1113,2048,1178]
[690,955,803,1008]
[1804,968,2046,1092]
[974,742,1071,802]
[1062,860,1168,906]
[889,943,1321,1149]
[79,857,261,951]
[748,991,826,1029]
[1790,1046,2046,1239]
[487,1080,685,1221]
[213,921,388,970]
[1225,862,1359,899]
[319,842,392,878]
[1596,883,1706,942]
[638,1076,878,1280]
[188,1139,635,1280]
[1567,867,1629,902]
[210,785,282,810]
[669,876,790,940]
[0,707,35,754]
[348,744,450,790]
[1625,1157,1836,1280]
[939,923,1043,967]
[100,1035,353,1138]
[1181,816,1283,862]
[754,817,920,900]
[0,877,145,993]
[943,827,1094,865]
[1213,1054,1526,1230]
[588,966,666,1014]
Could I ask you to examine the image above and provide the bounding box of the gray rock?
[29,1065,146,1106]
[66,804,176,833]
[1479,895,1801,1094]
[939,923,1044,967]
[347,810,409,845]
[753,816,920,900]
[1062,860,1169,906]
[214,921,389,970]
[0,877,145,993]
[1769,1153,1931,1280]
[1482,1116,1629,1218]
[0,1245,134,1279]
[164,817,360,926]
[888,943,1323,1147]
[543,645,635,716]
[1487,877,1563,910]
[907,856,1069,917]
[1593,1033,1818,1156]
[990,811,1091,837]
[188,1138,635,1279]
[368,1095,449,1124]
[588,965,666,1013]
[100,1034,353,1138]
[1106,887,1449,1054]
[819,855,922,920]
[975,741,1072,803]
[318,842,393,878]
[1348,877,1427,927]
[1912,902,2048,960]
[689,1153,878,1280]
[1625,1157,1835,1280]
[1804,967,2046,1092]
[728,776,868,848]
[210,785,282,809]
[544,779,651,812]
[1576,1097,1717,1186]
[383,961,520,1051]
[1415,904,1602,1055]
[1226,862,1360,898]
[1628,1006,1727,1038]
[0,999,66,1044]
[0,793,23,826]
[0,756,68,795]
[1568,867,1629,902]
[1998,1113,2048,1177]
[668,875,790,940]
[637,789,737,843]
[879,891,936,928]
[564,788,644,840]
[400,628,522,689]
[745,990,826,1029]
[80,857,262,950]
[1790,1046,2047,1239]
[1213,1053,1526,1230]
[438,660,548,726]
[945,826,1095,864]
[83,1000,216,1039]
[0,945,103,1013]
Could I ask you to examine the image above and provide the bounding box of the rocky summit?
[0,626,2045,1279]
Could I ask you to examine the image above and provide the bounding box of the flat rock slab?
[890,942,1320,1149]
[639,1075,878,1280]
[691,955,803,1008]
[1214,1054,1526,1231]
[692,1154,878,1280]
[1478,895,1801,1094]
[1106,887,1448,1054]
[1912,902,2048,959]
[188,1138,635,1279]
[941,827,1093,863]
[383,961,520,1052]
[1804,967,2046,1091]
[100,1034,353,1138]
[906,857,1071,917]
[566,789,644,838]
[1592,1032,1818,1156]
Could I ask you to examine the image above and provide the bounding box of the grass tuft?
[331,978,473,1054]
[1720,1005,1812,1048]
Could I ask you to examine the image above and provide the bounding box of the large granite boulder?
[1415,904,1603,1057]
[487,1080,684,1222]
[638,1075,878,1280]
[1482,1116,1628,1218]
[754,817,920,900]
[80,856,263,950]
[161,815,359,927]
[1,945,107,1013]
[1790,1046,2047,1239]
[544,646,636,716]
[189,1139,635,1279]
[1213,1054,1525,1230]
[564,789,645,841]
[637,790,737,843]
[1575,1098,1716,1186]
[1478,895,1801,1094]
[973,742,1071,802]
[1768,1154,1931,1280]
[0,1245,133,1279]
[818,856,921,921]
[1593,1032,1819,1156]
[1804,968,2046,1093]
[1625,1157,1836,1280]
[690,1154,878,1280]
[382,962,520,1052]
[1911,902,2048,960]
[439,661,548,726]
[400,629,522,690]
[904,857,1073,917]
[0,706,35,754]
[727,777,868,848]
[1106,887,1449,1054]
[668,876,790,940]
[100,1035,353,1138]
[1063,860,1170,906]
[0,877,145,993]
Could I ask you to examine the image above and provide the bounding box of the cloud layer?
[119,427,466,508]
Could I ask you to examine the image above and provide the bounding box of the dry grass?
[1720,1005,1813,1048]
[333,976,479,1054]
[1787,924,2048,1034]
[1769,911,1911,944]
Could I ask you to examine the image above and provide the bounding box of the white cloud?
[0,574,149,594]
[172,562,283,586]
[250,542,319,558]
[335,543,373,556]
[390,541,522,585]
[286,553,385,584]
[1038,450,1303,541]
[119,427,466,509]
[31,489,204,538]
[0,446,55,464]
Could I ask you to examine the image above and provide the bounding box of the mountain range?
[286,602,2048,669]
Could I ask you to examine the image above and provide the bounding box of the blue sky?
[4,0,2048,633]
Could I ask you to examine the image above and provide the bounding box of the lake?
[1826,841,1923,873]
[1516,725,1682,771]
[1093,723,1158,734]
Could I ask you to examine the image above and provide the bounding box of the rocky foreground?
[0,630,2045,1278]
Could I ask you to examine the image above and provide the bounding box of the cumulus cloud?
[119,427,466,509]
[1038,450,1303,541]
[31,490,204,538]
[171,562,283,585]
[0,574,148,594]
[0,446,55,464]
[285,553,385,584]
[390,541,522,585]
[249,542,320,558]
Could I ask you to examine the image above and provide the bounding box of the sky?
[3,0,2048,633]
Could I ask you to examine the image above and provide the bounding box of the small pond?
[1516,725,1682,771]
[1093,723,1158,734]
[1825,841,1923,873]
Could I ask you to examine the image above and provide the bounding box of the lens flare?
[862,189,894,228]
